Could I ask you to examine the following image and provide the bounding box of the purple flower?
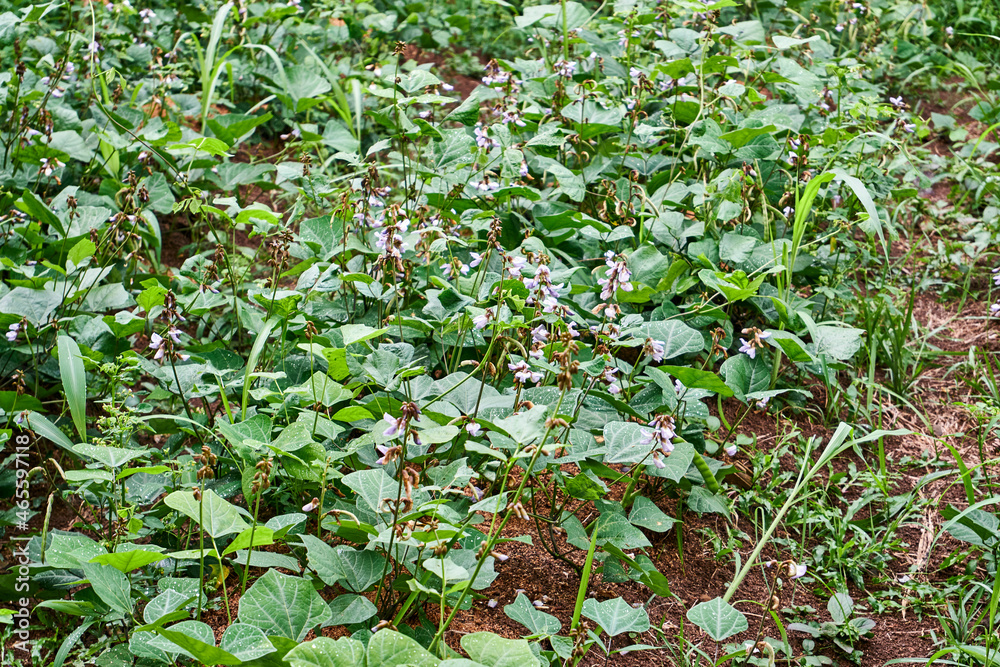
[383,413,405,438]
[509,361,542,385]
[643,338,665,362]
[472,308,494,330]
[466,422,482,437]
[149,332,165,361]
[791,563,807,579]
[531,326,548,344]
[640,414,676,454]
[6,323,20,343]
[725,444,737,457]
[470,252,484,268]
[738,338,755,358]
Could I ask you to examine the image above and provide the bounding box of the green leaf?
[67,239,96,268]
[581,598,650,637]
[719,354,769,402]
[219,624,277,662]
[812,325,864,362]
[72,443,146,468]
[686,597,747,641]
[164,489,249,538]
[628,497,677,532]
[367,629,440,667]
[339,324,388,347]
[698,269,765,302]
[602,421,653,465]
[90,548,167,573]
[326,594,378,625]
[686,486,730,516]
[222,527,274,556]
[828,592,853,625]
[16,189,65,235]
[57,335,88,440]
[149,623,240,665]
[25,412,75,452]
[238,570,334,642]
[504,594,562,636]
[461,632,540,667]
[81,562,134,615]
[635,320,704,359]
[285,637,366,667]
[661,366,733,397]
[564,472,606,501]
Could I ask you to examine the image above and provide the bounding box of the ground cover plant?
[0,0,998,664]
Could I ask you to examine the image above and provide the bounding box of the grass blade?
[57,334,87,440]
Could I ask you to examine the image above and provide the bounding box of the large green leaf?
[286,637,366,667]
[719,354,769,402]
[460,632,540,667]
[81,562,133,615]
[581,598,650,636]
[219,623,277,662]
[686,597,747,641]
[367,629,440,667]
[504,594,561,636]
[164,489,249,538]
[238,570,333,641]
[635,320,704,359]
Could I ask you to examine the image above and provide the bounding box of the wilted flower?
[302,498,320,512]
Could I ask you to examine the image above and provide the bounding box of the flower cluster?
[598,251,632,301]
[509,360,543,386]
[738,327,770,359]
[640,414,676,454]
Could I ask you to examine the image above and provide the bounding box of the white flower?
[945,26,954,37]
